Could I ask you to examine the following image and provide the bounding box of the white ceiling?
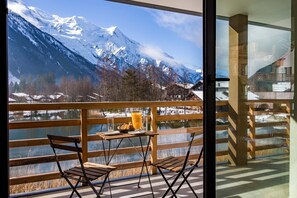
[127,0,202,13]
[110,0,291,29]
[217,0,291,29]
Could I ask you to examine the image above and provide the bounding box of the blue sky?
[23,0,203,70]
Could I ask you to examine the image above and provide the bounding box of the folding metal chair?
[48,134,116,198]
[151,132,203,198]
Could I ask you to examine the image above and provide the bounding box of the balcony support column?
[228,14,248,166]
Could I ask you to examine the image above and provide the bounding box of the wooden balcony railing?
[8,100,290,187]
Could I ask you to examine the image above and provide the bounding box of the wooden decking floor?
[15,154,289,198]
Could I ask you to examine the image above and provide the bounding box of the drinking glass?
[107,117,114,132]
[131,111,142,131]
[142,114,149,132]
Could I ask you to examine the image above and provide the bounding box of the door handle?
[206,75,230,86]
[213,78,230,82]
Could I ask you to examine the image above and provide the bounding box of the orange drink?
[131,112,142,130]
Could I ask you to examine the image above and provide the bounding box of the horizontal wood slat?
[255,133,288,139]
[9,119,80,129]
[10,153,78,167]
[157,114,203,121]
[10,160,152,185]
[256,144,288,151]
[255,121,288,128]
[10,136,81,148]
[10,172,61,185]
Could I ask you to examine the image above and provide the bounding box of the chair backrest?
[47,134,84,176]
[182,131,203,170]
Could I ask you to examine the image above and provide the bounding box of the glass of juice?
[131,111,142,131]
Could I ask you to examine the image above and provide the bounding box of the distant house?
[216,81,229,92]
[187,89,259,101]
[9,93,32,103]
[248,52,293,96]
[75,95,84,102]
[165,83,193,101]
[186,90,203,101]
[86,95,97,102]
[8,98,16,103]
[191,80,203,91]
[92,93,104,101]
[31,95,47,102]
[48,94,66,102]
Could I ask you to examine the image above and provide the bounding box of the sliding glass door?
[215,0,294,197]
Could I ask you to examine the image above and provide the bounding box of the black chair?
[48,134,116,198]
[151,131,203,198]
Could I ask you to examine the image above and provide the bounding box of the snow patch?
[105,26,117,35]
[9,71,20,84]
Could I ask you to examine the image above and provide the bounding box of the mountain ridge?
[8,0,202,84]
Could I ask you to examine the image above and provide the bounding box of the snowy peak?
[8,0,52,29]
[8,0,202,83]
[51,15,84,36]
[8,12,97,82]
[105,26,118,36]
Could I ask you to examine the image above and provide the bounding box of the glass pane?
[8,0,204,196]
[216,0,293,197]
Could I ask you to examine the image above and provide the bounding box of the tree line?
[9,64,179,102]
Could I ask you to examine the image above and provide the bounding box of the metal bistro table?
[97,131,158,197]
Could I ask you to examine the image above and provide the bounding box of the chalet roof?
[191,91,203,100]
[175,83,194,89]
[248,91,259,100]
[191,80,203,89]
[11,92,29,98]
[93,93,104,97]
[48,95,63,100]
[31,95,45,100]
[8,98,16,102]
[87,95,97,100]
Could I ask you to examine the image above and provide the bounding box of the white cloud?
[139,45,180,65]
[152,11,202,47]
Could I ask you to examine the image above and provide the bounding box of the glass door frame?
[203,0,216,197]
[2,0,219,197]
[3,0,9,197]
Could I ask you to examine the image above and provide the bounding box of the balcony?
[9,100,290,197]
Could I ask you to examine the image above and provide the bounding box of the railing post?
[248,106,256,159]
[286,103,290,151]
[150,107,158,174]
[80,109,88,163]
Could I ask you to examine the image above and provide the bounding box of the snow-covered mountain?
[8,0,202,83]
[8,11,97,83]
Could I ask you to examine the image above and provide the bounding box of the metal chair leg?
[182,173,198,197]
[107,174,113,198]
[87,179,101,198]
[98,173,109,195]
[64,176,81,198]
[158,167,178,198]
[173,166,198,196]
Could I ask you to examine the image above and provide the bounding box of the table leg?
[103,139,124,165]
[138,136,154,197]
